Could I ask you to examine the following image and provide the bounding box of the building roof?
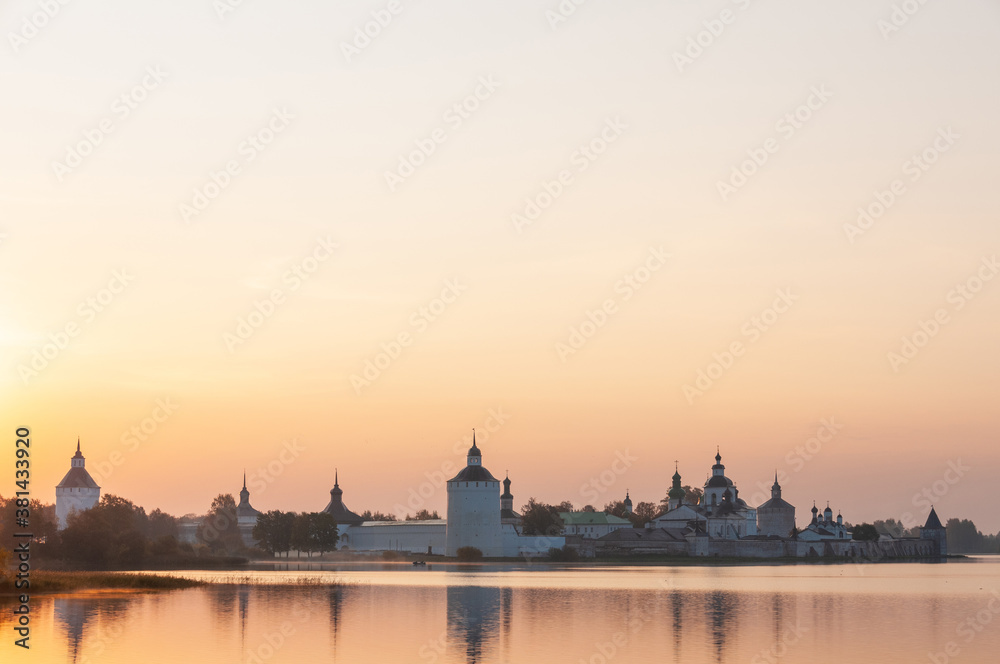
[450,465,500,482]
[559,512,631,526]
[758,496,794,510]
[322,473,365,525]
[56,467,100,489]
[598,527,688,542]
[923,507,944,529]
[357,519,447,527]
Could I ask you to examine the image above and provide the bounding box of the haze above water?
[5,559,1000,664]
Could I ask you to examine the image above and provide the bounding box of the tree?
[556,501,574,513]
[947,518,988,554]
[360,510,397,522]
[197,494,243,554]
[148,508,179,540]
[59,494,149,567]
[309,512,339,554]
[253,510,295,556]
[405,510,440,521]
[630,502,657,527]
[874,518,919,538]
[520,499,564,536]
[456,546,483,562]
[604,500,628,519]
[852,523,880,542]
[581,505,597,513]
[290,513,313,557]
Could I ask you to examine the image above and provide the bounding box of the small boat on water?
[412,560,427,566]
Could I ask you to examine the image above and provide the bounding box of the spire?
[243,470,247,490]
[335,468,339,488]
[77,437,81,454]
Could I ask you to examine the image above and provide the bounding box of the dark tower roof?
[923,507,944,530]
[56,439,100,490]
[322,470,364,525]
[501,473,512,498]
[236,472,261,517]
[624,491,633,507]
[449,432,499,482]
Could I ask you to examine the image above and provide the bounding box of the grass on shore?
[0,571,206,595]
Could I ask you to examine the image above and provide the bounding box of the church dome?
[706,475,734,488]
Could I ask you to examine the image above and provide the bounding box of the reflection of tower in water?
[706,590,739,664]
[446,586,502,664]
[54,596,133,664]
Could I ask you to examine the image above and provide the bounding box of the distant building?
[799,502,849,541]
[652,450,758,539]
[756,473,795,537]
[446,435,503,556]
[920,506,947,556]
[55,439,101,530]
[236,473,262,547]
[560,511,632,539]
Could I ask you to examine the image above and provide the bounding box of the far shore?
[1,553,971,596]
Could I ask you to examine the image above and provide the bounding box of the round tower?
[623,491,633,514]
[55,438,101,530]
[446,432,502,557]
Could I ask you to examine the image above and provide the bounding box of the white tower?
[446,432,502,557]
[55,439,101,530]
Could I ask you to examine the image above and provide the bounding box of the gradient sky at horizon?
[1,1,999,531]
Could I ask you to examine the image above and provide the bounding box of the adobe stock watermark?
[339,0,413,63]
[579,450,638,503]
[213,0,250,20]
[751,621,809,664]
[745,417,844,506]
[51,65,168,183]
[843,126,958,243]
[392,408,510,518]
[672,0,756,74]
[350,278,467,395]
[544,0,590,30]
[16,269,135,385]
[716,85,833,202]
[555,246,669,362]
[928,589,1000,664]
[384,75,501,192]
[511,116,627,233]
[90,398,180,483]
[179,107,294,223]
[887,255,997,372]
[223,236,338,352]
[7,0,72,52]
[683,288,798,404]
[878,0,933,40]
[246,439,307,496]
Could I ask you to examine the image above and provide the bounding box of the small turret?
[811,502,818,526]
[668,461,686,510]
[624,491,633,514]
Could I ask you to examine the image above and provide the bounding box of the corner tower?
[55,438,101,530]
[446,432,502,557]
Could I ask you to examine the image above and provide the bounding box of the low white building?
[560,511,632,539]
[55,440,101,530]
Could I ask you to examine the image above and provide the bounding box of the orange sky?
[1,2,998,532]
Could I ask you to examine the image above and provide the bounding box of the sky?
[1,1,998,532]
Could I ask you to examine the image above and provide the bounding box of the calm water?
[5,558,1000,663]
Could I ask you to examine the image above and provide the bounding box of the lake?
[4,557,1000,663]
